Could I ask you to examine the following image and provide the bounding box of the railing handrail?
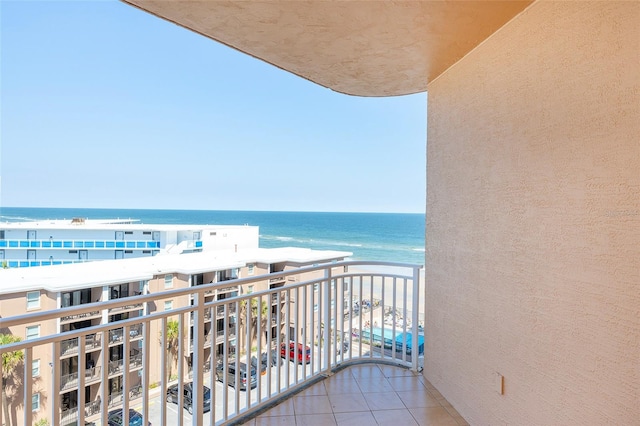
[0,261,420,333]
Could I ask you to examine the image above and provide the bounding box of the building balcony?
[60,309,102,325]
[60,399,101,425]
[60,332,102,358]
[0,261,429,426]
[60,366,102,392]
[109,323,143,345]
[0,238,161,250]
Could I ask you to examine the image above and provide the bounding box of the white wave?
[0,215,38,222]
[412,248,426,252]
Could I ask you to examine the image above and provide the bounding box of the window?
[164,274,173,288]
[32,393,40,411]
[124,231,133,235]
[32,359,40,377]
[143,231,151,235]
[164,301,173,311]
[26,325,40,340]
[247,285,254,294]
[247,264,254,275]
[26,291,40,309]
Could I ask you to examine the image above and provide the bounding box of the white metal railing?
[0,261,423,426]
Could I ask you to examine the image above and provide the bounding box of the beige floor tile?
[409,406,459,426]
[293,394,332,415]
[334,411,377,426]
[331,369,355,380]
[363,391,406,411]
[254,415,297,425]
[298,382,327,396]
[324,378,362,395]
[296,413,337,426]
[397,389,441,408]
[387,376,428,392]
[260,398,295,417]
[355,377,395,393]
[379,365,415,378]
[328,392,369,413]
[372,408,419,426]
[348,364,384,379]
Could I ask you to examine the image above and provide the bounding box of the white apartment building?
[0,218,259,267]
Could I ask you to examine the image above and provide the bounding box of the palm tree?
[1,334,24,426]
[161,320,180,380]
[238,297,269,354]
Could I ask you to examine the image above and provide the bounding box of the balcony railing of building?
[0,261,423,426]
[0,239,161,249]
[60,332,101,357]
[108,324,143,344]
[60,366,102,392]
[60,399,101,424]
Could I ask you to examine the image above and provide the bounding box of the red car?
[280,342,311,364]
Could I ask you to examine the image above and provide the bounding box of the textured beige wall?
[425,1,639,424]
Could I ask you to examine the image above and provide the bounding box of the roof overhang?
[121,0,533,97]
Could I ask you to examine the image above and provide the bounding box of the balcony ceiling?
[121,0,533,97]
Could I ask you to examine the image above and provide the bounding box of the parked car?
[251,350,282,372]
[216,362,258,391]
[107,408,150,426]
[280,342,311,364]
[166,382,212,414]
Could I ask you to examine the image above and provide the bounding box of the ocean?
[0,207,425,265]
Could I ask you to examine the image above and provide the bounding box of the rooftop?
[0,247,352,294]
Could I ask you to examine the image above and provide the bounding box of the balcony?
[0,261,430,426]
[60,333,101,357]
[0,238,161,250]
[60,309,101,325]
[60,366,102,392]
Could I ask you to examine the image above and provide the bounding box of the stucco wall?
[425,1,639,425]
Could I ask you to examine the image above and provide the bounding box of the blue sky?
[1,1,426,213]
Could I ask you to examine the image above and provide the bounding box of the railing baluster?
[412,266,421,371]
[122,326,129,426]
[142,320,151,426]
[160,317,167,426]
[293,286,299,385]
[266,292,273,399]
[100,330,108,426]
[78,334,86,426]
[275,291,282,393]
[51,341,61,426]
[301,285,308,381]
[192,291,205,426]
[23,346,33,426]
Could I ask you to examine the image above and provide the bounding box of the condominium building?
[0,218,259,267]
[0,246,351,425]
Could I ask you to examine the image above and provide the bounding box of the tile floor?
[241,364,469,426]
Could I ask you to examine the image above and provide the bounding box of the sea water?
[0,207,425,265]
